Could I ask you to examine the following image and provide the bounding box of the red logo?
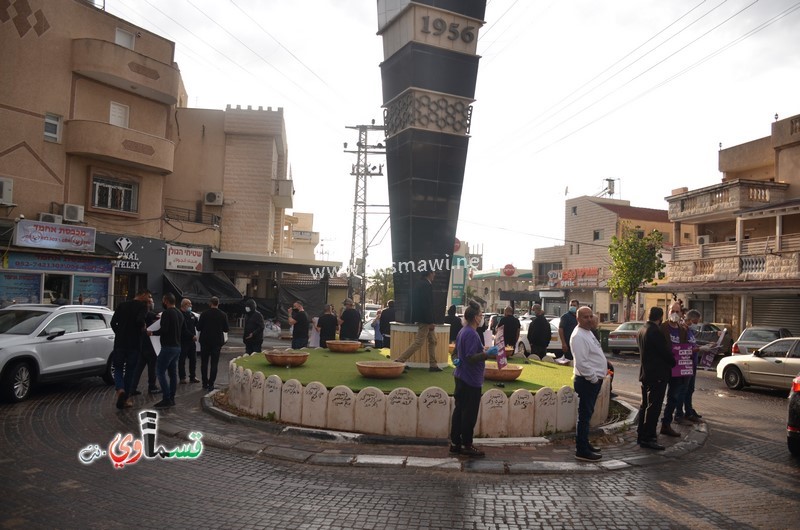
[502,264,516,276]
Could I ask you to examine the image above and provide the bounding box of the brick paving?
[0,341,798,528]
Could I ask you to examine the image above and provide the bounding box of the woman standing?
[450,302,495,458]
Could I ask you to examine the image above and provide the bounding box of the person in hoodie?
[242,298,265,354]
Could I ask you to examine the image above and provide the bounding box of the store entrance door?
[113,273,147,309]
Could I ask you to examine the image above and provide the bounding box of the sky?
[106,0,800,273]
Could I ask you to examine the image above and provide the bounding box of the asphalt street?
[0,338,798,529]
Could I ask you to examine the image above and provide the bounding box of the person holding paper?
[570,306,608,461]
[450,302,495,458]
[659,301,691,437]
[678,309,705,424]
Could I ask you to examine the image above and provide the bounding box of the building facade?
[646,112,800,337]
[532,196,682,322]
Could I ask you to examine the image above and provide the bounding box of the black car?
[789,373,800,457]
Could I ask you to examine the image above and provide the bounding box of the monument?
[377,0,486,322]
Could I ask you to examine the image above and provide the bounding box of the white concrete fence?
[226,354,612,438]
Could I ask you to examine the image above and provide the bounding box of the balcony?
[667,179,788,223]
[672,233,800,261]
[72,38,180,105]
[272,179,294,209]
[65,120,175,174]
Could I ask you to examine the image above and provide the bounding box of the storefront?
[1,219,113,307]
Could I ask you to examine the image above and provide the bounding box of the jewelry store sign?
[166,244,203,272]
[13,219,95,252]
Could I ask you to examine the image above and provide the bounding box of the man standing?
[150,293,183,408]
[196,296,229,391]
[178,298,199,384]
[288,300,309,349]
[527,304,551,360]
[395,271,441,372]
[243,298,265,354]
[660,301,690,437]
[570,306,608,461]
[338,298,361,341]
[316,304,338,348]
[636,306,675,450]
[679,309,704,424]
[497,306,521,356]
[110,289,151,409]
[558,299,580,361]
[131,296,160,396]
[379,299,396,348]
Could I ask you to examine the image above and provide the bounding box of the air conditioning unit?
[697,235,710,245]
[0,178,13,204]
[63,203,85,222]
[38,212,63,224]
[204,191,224,206]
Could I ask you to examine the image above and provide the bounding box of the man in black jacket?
[110,289,151,409]
[242,298,265,354]
[636,306,676,450]
[150,293,184,408]
[379,300,395,348]
[178,298,199,384]
[395,271,441,371]
[527,304,551,360]
[197,296,229,391]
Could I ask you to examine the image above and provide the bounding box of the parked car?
[732,326,793,355]
[514,318,562,357]
[788,372,800,457]
[717,337,800,391]
[0,304,115,403]
[608,321,645,354]
[359,318,375,346]
[693,322,734,355]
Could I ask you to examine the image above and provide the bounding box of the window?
[683,233,691,240]
[44,113,62,142]
[43,313,79,335]
[635,230,645,239]
[115,28,135,50]
[576,244,580,254]
[571,206,577,216]
[81,313,109,331]
[91,173,139,213]
[593,230,603,241]
[110,102,129,128]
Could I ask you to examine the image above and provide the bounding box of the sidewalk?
[156,341,708,474]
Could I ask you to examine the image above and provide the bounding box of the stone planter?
[356,361,406,379]
[264,350,309,367]
[326,340,362,353]
[484,362,523,382]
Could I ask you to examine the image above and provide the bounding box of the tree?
[367,268,394,306]
[464,285,477,306]
[607,223,666,321]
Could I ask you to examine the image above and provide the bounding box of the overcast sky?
[107,0,800,273]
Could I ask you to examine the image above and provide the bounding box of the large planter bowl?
[264,350,309,367]
[484,362,523,382]
[356,361,406,379]
[326,340,362,353]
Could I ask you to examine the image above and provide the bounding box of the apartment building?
[532,196,681,322]
[0,0,337,314]
[645,112,800,337]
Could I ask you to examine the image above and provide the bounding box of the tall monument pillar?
[377,0,486,322]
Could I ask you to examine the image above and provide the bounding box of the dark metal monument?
[377,0,486,322]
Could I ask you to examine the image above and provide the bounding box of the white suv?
[0,304,116,403]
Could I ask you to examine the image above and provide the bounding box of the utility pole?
[344,122,385,316]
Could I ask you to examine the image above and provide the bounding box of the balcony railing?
[164,206,220,226]
[667,179,788,222]
[672,233,800,260]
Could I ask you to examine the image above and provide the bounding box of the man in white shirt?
[570,306,608,461]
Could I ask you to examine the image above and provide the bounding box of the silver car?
[717,337,800,390]
[732,326,793,355]
[0,304,115,402]
[608,321,645,354]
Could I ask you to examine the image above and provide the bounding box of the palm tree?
[367,268,394,306]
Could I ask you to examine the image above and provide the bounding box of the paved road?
[1,343,798,529]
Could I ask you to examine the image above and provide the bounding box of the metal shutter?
[752,298,800,336]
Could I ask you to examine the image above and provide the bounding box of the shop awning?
[162,271,243,304]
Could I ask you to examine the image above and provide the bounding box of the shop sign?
[114,236,142,270]
[547,267,600,288]
[166,244,203,272]
[13,219,96,252]
[293,230,313,241]
[0,272,41,306]
[4,252,112,274]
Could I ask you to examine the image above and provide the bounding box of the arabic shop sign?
[547,267,601,288]
[78,410,203,469]
[166,244,203,272]
[13,219,96,252]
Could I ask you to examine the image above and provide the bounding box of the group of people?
[284,298,378,349]
[637,301,705,451]
[111,290,229,410]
